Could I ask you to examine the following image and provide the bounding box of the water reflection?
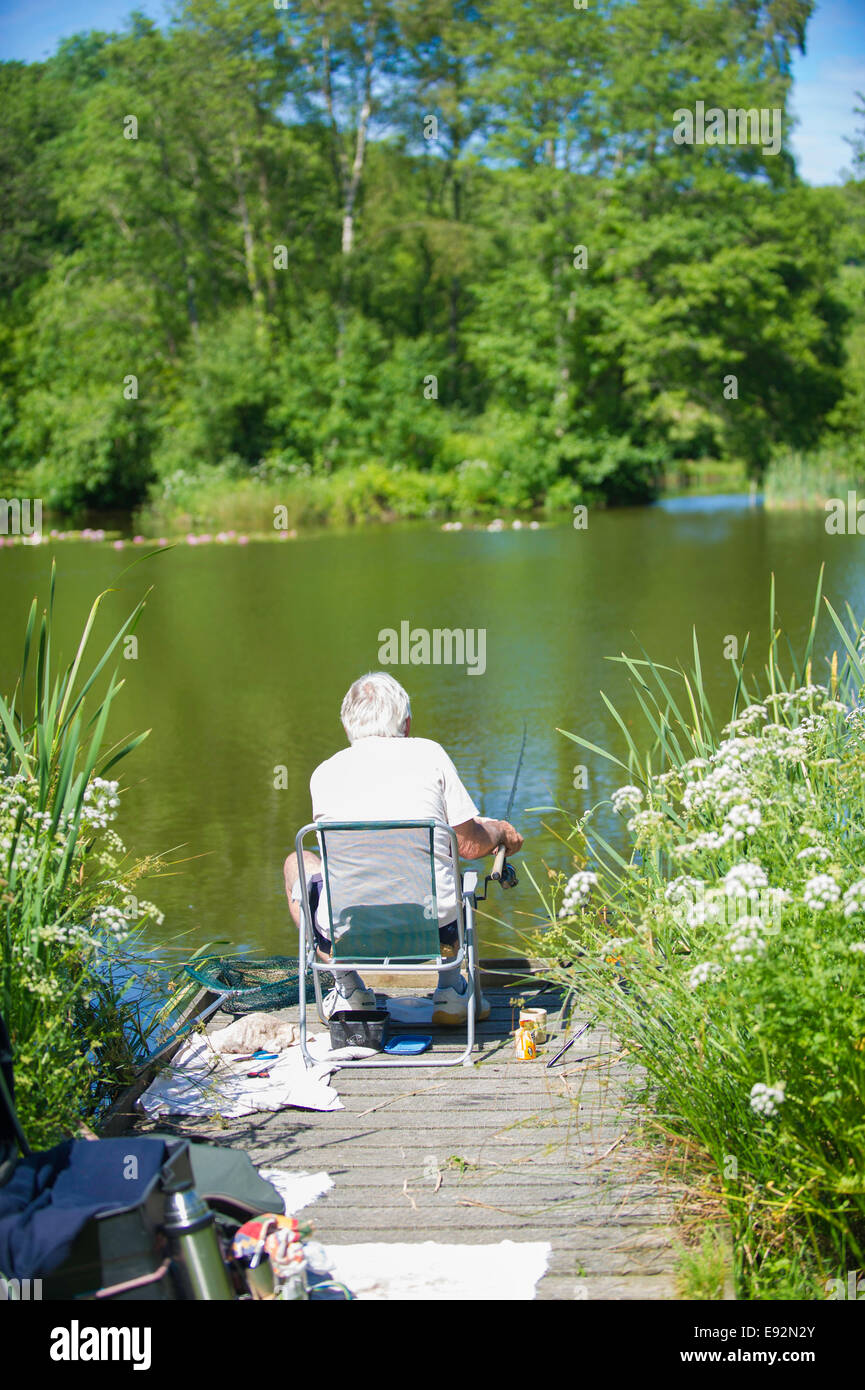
[0,505,861,956]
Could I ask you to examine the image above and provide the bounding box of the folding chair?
[294,819,481,1068]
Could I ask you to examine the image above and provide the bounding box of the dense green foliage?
[531,578,865,1296]
[0,567,172,1144]
[0,0,861,518]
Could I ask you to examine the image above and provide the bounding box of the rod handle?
[491,844,507,881]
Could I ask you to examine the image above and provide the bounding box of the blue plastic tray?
[383,1035,432,1055]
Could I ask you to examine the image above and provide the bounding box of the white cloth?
[258,1168,334,1215]
[323,1241,551,1301]
[309,736,479,927]
[138,1032,348,1118]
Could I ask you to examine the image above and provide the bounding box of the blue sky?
[0,0,862,185]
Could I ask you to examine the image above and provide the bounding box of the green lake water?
[1,496,863,958]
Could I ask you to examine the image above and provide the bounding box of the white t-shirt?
[309,736,479,927]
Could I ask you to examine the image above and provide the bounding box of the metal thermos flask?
[162,1180,234,1300]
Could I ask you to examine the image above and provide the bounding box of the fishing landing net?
[184,955,334,1015]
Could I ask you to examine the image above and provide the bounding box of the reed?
[763,446,865,510]
[0,563,177,1144]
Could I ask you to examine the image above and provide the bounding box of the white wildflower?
[80,777,121,830]
[664,875,704,905]
[722,862,768,897]
[749,1081,785,1117]
[656,769,681,789]
[842,880,865,919]
[138,899,165,927]
[687,961,724,990]
[611,785,643,814]
[725,803,761,840]
[723,705,768,734]
[626,809,665,836]
[90,903,130,938]
[725,916,767,964]
[559,870,598,916]
[795,846,831,862]
[803,874,840,911]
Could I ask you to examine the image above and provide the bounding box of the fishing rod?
[546,1018,593,1068]
[489,719,527,889]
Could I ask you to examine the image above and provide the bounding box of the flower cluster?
[842,880,865,919]
[722,861,768,898]
[725,917,767,964]
[688,960,724,990]
[138,899,166,927]
[559,870,598,917]
[81,778,121,830]
[626,808,665,839]
[723,705,768,734]
[795,845,832,863]
[89,904,130,940]
[750,1082,786,1117]
[660,695,850,862]
[611,785,643,815]
[664,874,705,905]
[726,803,762,840]
[803,874,841,911]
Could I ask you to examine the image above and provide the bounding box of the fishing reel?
[498,861,518,889]
[476,856,518,900]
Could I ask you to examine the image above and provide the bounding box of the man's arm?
[454,816,523,861]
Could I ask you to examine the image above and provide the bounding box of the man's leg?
[283,850,323,936]
[432,921,490,1024]
[283,850,374,1010]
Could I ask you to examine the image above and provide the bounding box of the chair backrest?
[315,820,452,963]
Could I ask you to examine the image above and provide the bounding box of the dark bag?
[0,1014,283,1300]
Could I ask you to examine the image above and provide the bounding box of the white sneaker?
[323,981,377,1019]
[431,980,491,1026]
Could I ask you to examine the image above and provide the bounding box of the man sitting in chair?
[283,672,523,1025]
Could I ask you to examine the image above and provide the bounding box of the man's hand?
[454,816,523,861]
[498,820,524,855]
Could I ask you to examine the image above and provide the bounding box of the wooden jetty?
[129,966,680,1300]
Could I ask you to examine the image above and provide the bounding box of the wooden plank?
[129,980,678,1299]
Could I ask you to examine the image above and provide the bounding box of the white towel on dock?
[138,1032,348,1118]
[258,1168,334,1215]
[323,1240,551,1300]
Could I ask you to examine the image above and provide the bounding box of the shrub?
[0,565,168,1145]
[529,573,865,1296]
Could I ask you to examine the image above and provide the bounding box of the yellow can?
[515,1024,537,1060]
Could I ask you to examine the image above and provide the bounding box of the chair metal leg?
[312,959,328,1026]
[462,894,478,1067]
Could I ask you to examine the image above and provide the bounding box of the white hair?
[340,672,411,743]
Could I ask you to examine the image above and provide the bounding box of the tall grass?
[135,458,550,536]
[764,446,865,509]
[529,571,865,1297]
[0,563,175,1145]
